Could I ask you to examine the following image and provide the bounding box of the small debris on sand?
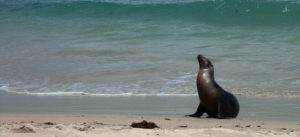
[164,118,171,120]
[44,122,55,125]
[13,125,35,133]
[94,121,104,125]
[246,125,251,127]
[178,125,188,128]
[56,125,63,130]
[74,125,91,131]
[131,120,159,129]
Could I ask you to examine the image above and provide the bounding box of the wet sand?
[1,91,300,121]
[1,91,300,136]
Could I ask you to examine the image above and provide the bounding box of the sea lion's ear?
[210,61,214,68]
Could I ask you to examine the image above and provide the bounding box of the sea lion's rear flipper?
[217,102,224,119]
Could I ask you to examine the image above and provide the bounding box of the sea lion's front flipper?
[186,104,205,117]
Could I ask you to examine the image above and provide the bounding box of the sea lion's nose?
[197,54,204,60]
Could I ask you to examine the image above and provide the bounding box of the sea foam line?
[0,88,197,97]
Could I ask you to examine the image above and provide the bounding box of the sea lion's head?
[197,54,213,70]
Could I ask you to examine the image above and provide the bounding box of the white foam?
[1,77,300,98]
[292,80,300,85]
[0,84,9,92]
[0,89,197,97]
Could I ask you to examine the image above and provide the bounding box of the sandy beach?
[0,114,299,137]
[1,0,300,137]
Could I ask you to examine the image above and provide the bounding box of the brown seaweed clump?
[130,120,159,129]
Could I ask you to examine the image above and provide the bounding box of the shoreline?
[1,91,300,122]
[1,88,300,99]
[1,89,300,136]
[1,114,299,137]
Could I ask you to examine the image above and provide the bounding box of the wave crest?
[1,0,300,26]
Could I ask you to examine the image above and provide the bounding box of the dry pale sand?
[0,114,299,137]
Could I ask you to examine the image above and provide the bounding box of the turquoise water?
[0,0,300,97]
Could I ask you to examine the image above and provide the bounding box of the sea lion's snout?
[197,54,212,69]
[197,54,207,68]
[197,54,204,60]
[197,54,207,62]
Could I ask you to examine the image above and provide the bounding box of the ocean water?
[0,0,300,97]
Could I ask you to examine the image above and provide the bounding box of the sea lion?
[187,54,239,118]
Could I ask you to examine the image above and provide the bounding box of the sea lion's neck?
[200,68,215,83]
